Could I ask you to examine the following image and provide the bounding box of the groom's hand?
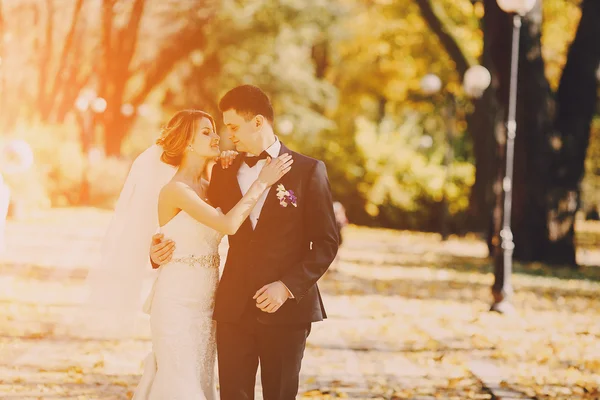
[253,281,291,313]
[150,233,175,268]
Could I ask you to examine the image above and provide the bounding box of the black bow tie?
[244,151,270,167]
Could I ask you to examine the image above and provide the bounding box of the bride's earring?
[188,145,194,152]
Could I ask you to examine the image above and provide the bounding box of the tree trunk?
[416,0,500,236]
[311,40,329,79]
[100,0,146,157]
[100,0,213,157]
[485,0,554,263]
[54,32,90,123]
[47,0,84,123]
[467,14,501,237]
[544,0,600,265]
[104,116,133,157]
[513,3,554,263]
[482,1,510,256]
[422,0,598,266]
[37,0,54,120]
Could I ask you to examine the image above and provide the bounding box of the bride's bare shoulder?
[160,181,193,200]
[161,181,211,206]
[162,180,190,191]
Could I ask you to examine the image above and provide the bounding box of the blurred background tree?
[0,0,597,266]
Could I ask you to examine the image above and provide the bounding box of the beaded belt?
[170,253,220,269]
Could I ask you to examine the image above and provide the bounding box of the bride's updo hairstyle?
[156,109,217,166]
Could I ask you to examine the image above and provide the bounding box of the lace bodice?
[159,210,224,260]
[135,210,222,400]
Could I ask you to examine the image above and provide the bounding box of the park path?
[0,208,598,399]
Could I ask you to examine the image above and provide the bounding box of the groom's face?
[222,109,261,155]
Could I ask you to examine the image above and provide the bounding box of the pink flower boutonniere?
[276,184,297,208]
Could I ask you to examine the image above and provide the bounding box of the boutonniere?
[276,184,297,208]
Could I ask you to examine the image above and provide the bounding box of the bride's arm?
[161,154,293,235]
[161,181,264,235]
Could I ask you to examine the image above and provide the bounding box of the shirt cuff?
[279,280,295,299]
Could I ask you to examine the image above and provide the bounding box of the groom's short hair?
[219,85,274,124]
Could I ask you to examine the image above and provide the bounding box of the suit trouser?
[216,306,311,400]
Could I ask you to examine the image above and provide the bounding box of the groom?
[151,85,339,399]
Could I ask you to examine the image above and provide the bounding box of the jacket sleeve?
[280,161,339,302]
[207,164,222,207]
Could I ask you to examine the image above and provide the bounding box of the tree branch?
[415,0,474,76]
[130,25,208,106]
[38,0,54,118]
[554,0,600,183]
[54,32,92,122]
[47,0,84,115]
[99,0,115,99]
[116,0,145,78]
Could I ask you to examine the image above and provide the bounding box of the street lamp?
[490,0,536,314]
[420,74,443,96]
[420,66,491,240]
[497,0,536,16]
[463,66,492,98]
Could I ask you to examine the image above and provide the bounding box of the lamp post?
[490,0,536,314]
[420,66,491,240]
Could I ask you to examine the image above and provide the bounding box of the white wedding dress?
[133,210,224,400]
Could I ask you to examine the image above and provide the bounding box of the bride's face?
[189,117,220,157]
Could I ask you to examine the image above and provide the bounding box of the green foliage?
[349,115,474,230]
[175,0,341,143]
[0,0,594,234]
[2,123,130,209]
[542,0,583,90]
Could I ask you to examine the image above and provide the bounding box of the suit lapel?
[253,143,293,236]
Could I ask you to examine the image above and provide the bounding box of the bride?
[86,109,292,400]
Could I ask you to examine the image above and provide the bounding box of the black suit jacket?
[207,143,339,325]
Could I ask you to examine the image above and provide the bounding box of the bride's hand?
[257,153,293,186]
[216,150,239,169]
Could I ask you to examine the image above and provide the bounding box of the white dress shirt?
[237,139,281,229]
[236,139,295,298]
